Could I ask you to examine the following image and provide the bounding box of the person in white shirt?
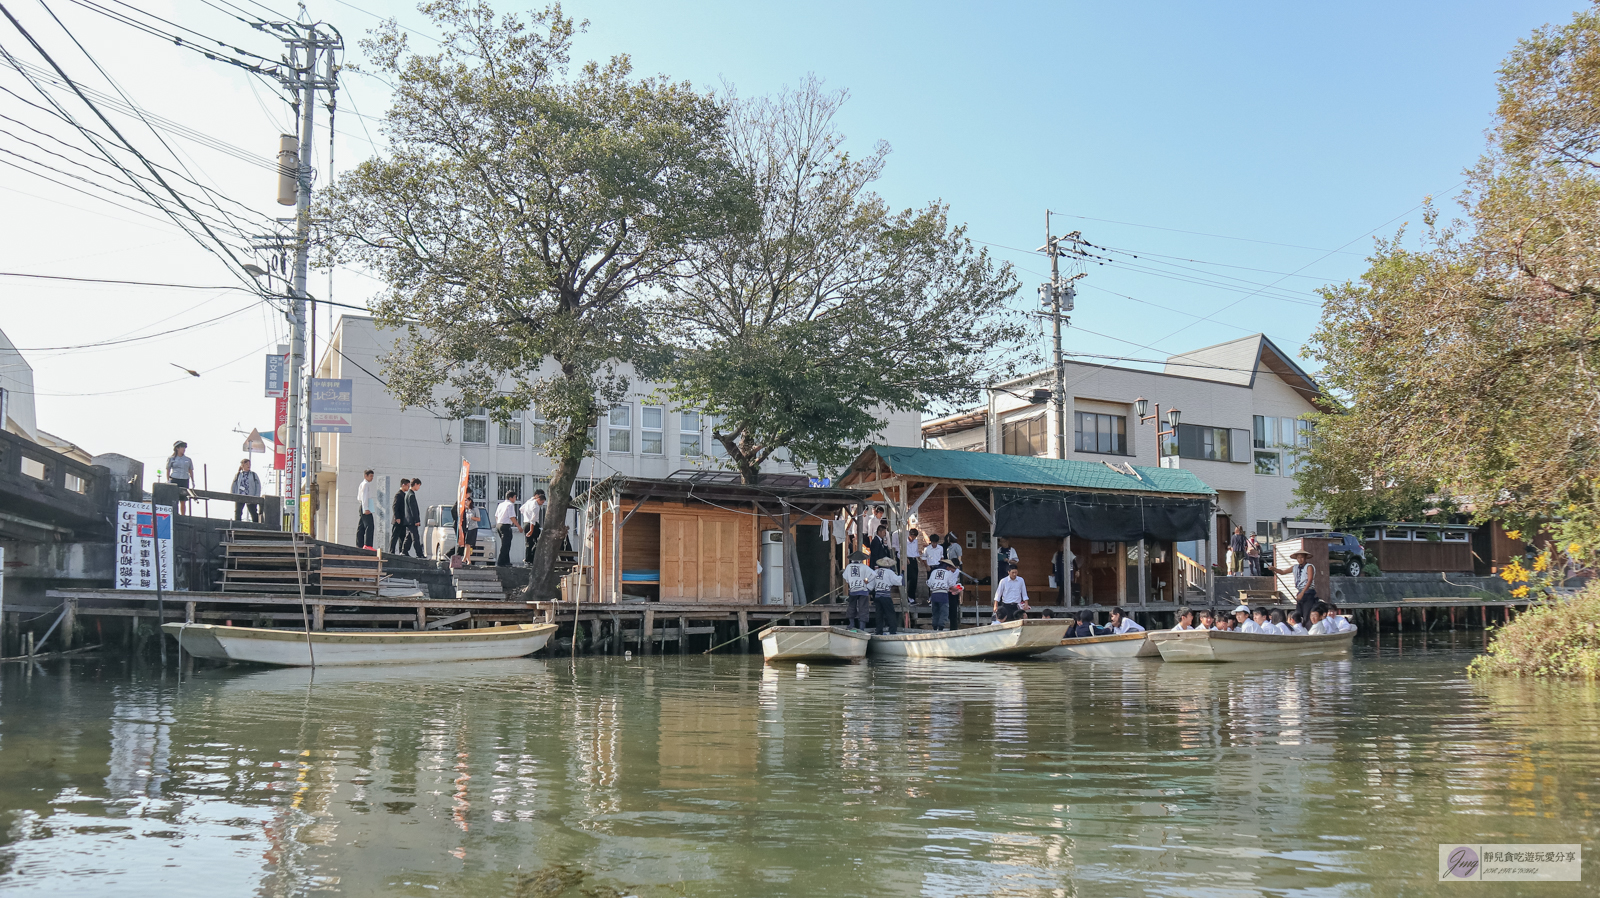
[1239,607,1267,634]
[1308,606,1333,635]
[869,557,905,635]
[1172,608,1198,631]
[1268,609,1294,635]
[493,491,520,567]
[1109,607,1145,634]
[355,469,377,549]
[520,489,547,565]
[1326,604,1356,633]
[1231,603,1253,631]
[926,561,961,631]
[842,553,874,631]
[992,565,1030,622]
[1287,611,1309,635]
[1197,609,1216,630]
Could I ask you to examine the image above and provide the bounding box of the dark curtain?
[994,488,1211,542]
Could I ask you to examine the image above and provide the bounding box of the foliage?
[656,79,1028,483]
[1296,4,1600,556]
[319,0,748,597]
[1468,581,1600,678]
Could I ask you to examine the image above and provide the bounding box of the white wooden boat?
[1148,628,1356,663]
[760,626,870,663]
[163,622,557,667]
[868,619,1070,660]
[1053,631,1160,659]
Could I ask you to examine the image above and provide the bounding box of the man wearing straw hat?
[1270,548,1320,623]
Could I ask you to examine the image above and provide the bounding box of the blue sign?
[309,377,354,433]
[808,477,832,488]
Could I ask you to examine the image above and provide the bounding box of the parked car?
[1263,532,1367,577]
[423,503,501,562]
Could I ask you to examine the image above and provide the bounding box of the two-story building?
[922,334,1333,565]
[308,315,921,552]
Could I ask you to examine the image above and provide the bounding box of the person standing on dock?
[902,527,922,603]
[390,479,411,553]
[843,552,873,631]
[927,560,959,630]
[404,478,425,557]
[356,469,377,549]
[869,557,904,635]
[494,489,520,567]
[167,440,195,514]
[1229,525,1247,574]
[520,489,546,565]
[231,458,261,523]
[992,565,1029,623]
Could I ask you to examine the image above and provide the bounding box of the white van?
[423,504,502,562]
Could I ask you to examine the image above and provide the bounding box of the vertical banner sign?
[265,353,286,399]
[274,396,288,470]
[309,378,354,433]
[457,460,471,549]
[115,501,174,591]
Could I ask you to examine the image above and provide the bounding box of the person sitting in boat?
[869,557,904,635]
[926,560,960,631]
[842,552,874,632]
[1214,614,1234,631]
[1109,607,1145,634]
[992,564,1030,623]
[1231,603,1254,631]
[1325,603,1356,633]
[1068,608,1110,638]
[1173,607,1198,631]
[1240,607,1269,634]
[1268,609,1293,635]
[1308,602,1348,635]
[1196,609,1215,630]
[1286,611,1309,634]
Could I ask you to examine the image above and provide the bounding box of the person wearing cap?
[1109,607,1145,634]
[1270,548,1320,623]
[869,556,904,635]
[1231,603,1252,630]
[1238,606,1266,634]
[926,560,960,631]
[166,440,195,514]
[992,564,1030,623]
[842,552,874,631]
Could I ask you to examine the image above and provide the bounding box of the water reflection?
[0,635,1596,896]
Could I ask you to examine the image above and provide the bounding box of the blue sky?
[0,0,1587,476]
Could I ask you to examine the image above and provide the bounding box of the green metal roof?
[862,445,1216,496]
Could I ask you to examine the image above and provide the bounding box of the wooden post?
[988,489,998,618]
[678,616,687,654]
[642,608,654,654]
[1116,542,1128,607]
[1136,539,1147,610]
[416,606,427,630]
[1482,605,1487,628]
[313,604,326,631]
[1396,607,1402,631]
[737,610,749,653]
[184,601,196,624]
[612,613,622,654]
[820,607,830,627]
[63,599,78,649]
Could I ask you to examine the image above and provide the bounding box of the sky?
[0,0,1588,487]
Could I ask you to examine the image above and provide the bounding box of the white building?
[921,334,1332,563]
[309,315,921,551]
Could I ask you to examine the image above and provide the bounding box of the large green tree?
[320,0,748,597]
[657,79,1028,483]
[1297,3,1600,554]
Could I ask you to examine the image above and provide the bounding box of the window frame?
[641,404,664,456]
[607,403,632,454]
[1001,411,1048,457]
[496,410,523,446]
[679,410,702,457]
[461,406,488,445]
[1073,411,1128,456]
[1253,450,1281,476]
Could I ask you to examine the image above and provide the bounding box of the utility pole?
[1039,212,1083,460]
[257,19,341,533]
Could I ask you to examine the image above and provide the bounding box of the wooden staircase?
[452,566,508,600]
[217,530,382,596]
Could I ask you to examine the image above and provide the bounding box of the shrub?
[1467,582,1600,678]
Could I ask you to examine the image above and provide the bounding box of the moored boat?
[1147,628,1355,663]
[1052,631,1160,659]
[868,619,1070,660]
[760,626,870,663]
[162,622,557,667]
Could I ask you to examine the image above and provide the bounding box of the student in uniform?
[902,528,922,604]
[1196,609,1215,630]
[390,479,412,553]
[1215,614,1234,632]
[1240,607,1267,634]
[926,560,960,631]
[1326,604,1355,633]
[1308,602,1334,635]
[1268,609,1293,635]
[869,557,904,635]
[1109,607,1145,634]
[992,565,1030,623]
[1231,603,1253,631]
[1286,611,1308,635]
[1068,609,1109,638]
[842,553,873,631]
[870,524,893,566]
[1173,607,1198,631]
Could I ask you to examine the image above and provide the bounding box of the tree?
[1297,3,1600,555]
[656,79,1029,484]
[319,0,748,598]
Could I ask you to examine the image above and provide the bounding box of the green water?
[0,633,1595,897]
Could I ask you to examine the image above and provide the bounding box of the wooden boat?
[760,626,870,663]
[1147,628,1356,663]
[1053,631,1160,659]
[162,622,557,667]
[868,619,1070,660]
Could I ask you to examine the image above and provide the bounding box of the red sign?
[273,397,288,470]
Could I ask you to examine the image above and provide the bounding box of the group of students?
[1169,600,1355,635]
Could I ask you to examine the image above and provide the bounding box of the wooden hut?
[838,445,1217,609]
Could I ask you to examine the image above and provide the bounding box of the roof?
[847,445,1215,496]
[587,474,872,508]
[1164,334,1333,411]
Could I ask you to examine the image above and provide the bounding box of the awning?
[993,488,1212,542]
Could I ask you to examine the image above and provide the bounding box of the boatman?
[927,560,960,631]
[869,557,904,635]
[993,565,1029,622]
[1268,548,1320,624]
[1109,607,1145,634]
[842,552,874,632]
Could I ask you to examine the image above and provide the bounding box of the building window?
[462,406,488,444]
[1443,529,1469,542]
[1255,520,1282,543]
[466,472,488,504]
[495,473,523,501]
[529,406,558,451]
[641,405,664,455]
[497,412,523,446]
[1074,412,1127,455]
[1253,415,1275,449]
[1174,423,1229,461]
[1383,529,1413,541]
[607,404,632,453]
[708,415,729,457]
[1001,413,1047,457]
[1254,451,1281,476]
[679,410,702,457]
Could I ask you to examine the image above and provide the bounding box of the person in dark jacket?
[1068,609,1111,638]
[404,477,424,557]
[1229,525,1247,574]
[390,479,411,553]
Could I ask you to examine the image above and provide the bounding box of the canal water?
[0,632,1594,897]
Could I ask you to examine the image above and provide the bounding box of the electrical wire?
[1056,213,1365,256]
[11,300,263,351]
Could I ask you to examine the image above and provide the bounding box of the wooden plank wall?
[600,499,758,604]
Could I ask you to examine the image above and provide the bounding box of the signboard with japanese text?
[115,501,174,591]
[274,396,288,470]
[265,352,286,398]
[309,377,353,433]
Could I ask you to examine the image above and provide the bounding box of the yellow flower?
[1532,553,1549,573]
[1499,558,1528,583]
[1570,543,1583,556]
[1511,585,1529,598]
[1505,529,1522,540]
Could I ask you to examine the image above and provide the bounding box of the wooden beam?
[426,611,471,630]
[909,482,939,514]
[957,484,993,525]
[619,491,656,528]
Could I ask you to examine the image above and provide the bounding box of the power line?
[11,300,262,351]
[1056,213,1365,256]
[0,269,378,312]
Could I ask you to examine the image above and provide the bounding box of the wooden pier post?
[63,599,77,649]
[183,601,196,624]
[678,616,687,654]
[737,610,749,654]
[416,607,427,630]
[642,609,654,655]
[611,613,622,655]
[313,604,326,630]
[820,608,830,628]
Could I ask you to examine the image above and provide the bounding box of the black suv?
[1263,532,1367,577]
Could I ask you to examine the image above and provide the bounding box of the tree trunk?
[527,418,589,601]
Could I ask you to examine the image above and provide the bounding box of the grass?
[1467,582,1600,678]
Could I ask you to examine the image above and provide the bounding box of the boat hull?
[1148,629,1355,663]
[760,626,870,663]
[868,619,1070,660]
[163,622,557,667]
[1054,631,1160,659]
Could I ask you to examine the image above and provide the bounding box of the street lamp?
[1134,397,1181,450]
